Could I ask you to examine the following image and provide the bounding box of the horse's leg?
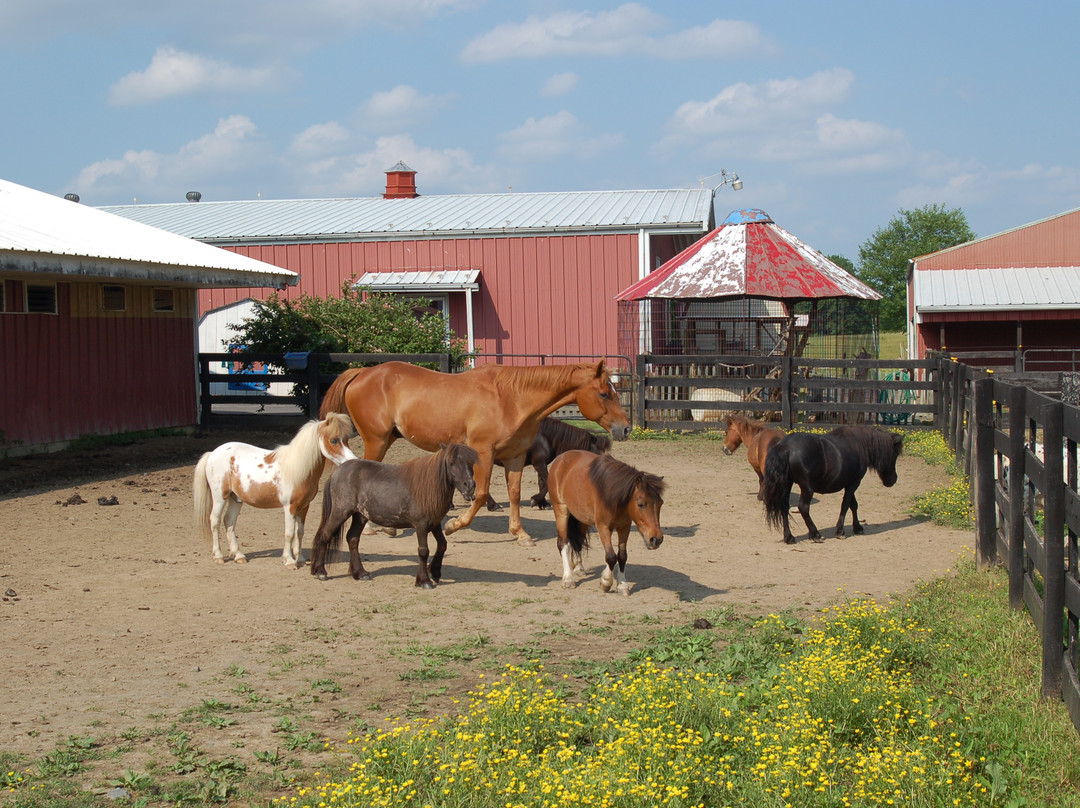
[414,529,435,589]
[280,507,302,569]
[845,488,864,536]
[796,485,823,542]
[429,524,448,584]
[222,498,247,563]
[597,526,618,593]
[445,452,494,536]
[357,431,399,537]
[531,459,550,508]
[346,515,372,581]
[209,494,227,563]
[502,455,534,546]
[553,505,576,588]
[310,511,353,581]
[613,527,631,597]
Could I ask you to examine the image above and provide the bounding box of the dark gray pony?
[487,417,613,511]
[309,443,478,588]
[762,425,903,544]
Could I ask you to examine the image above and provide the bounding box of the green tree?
[228,284,469,409]
[857,204,976,331]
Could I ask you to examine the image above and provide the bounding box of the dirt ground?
[0,426,973,766]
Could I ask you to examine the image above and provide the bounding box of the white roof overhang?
[354,269,480,293]
[912,267,1080,313]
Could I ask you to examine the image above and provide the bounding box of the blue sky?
[3,1,1077,260]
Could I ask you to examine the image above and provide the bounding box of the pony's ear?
[594,358,607,376]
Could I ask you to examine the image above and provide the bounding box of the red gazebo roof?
[616,208,880,302]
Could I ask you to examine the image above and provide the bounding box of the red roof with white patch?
[616,208,880,302]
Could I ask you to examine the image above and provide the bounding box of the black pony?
[487,417,613,511]
[309,443,478,588]
[761,425,903,543]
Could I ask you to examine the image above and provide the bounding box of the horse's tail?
[565,513,590,555]
[192,452,213,544]
[318,367,366,419]
[318,476,346,552]
[761,441,792,531]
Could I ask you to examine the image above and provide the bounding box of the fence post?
[974,378,997,568]
[1007,383,1026,609]
[635,354,647,431]
[307,358,321,417]
[780,356,793,430]
[199,355,211,428]
[1041,399,1066,700]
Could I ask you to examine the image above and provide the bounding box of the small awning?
[354,269,480,293]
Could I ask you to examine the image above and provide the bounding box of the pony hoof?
[782,536,796,545]
[418,581,436,590]
[515,535,536,547]
[284,561,298,570]
[317,573,328,582]
[445,519,462,535]
[214,557,226,565]
[600,581,613,593]
[234,555,248,564]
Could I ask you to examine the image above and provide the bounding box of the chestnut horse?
[548,450,665,596]
[722,414,785,500]
[308,443,479,588]
[761,425,903,544]
[318,360,631,546]
[487,417,613,511]
[193,414,357,567]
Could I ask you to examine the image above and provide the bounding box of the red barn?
[102,165,715,367]
[908,207,1080,364]
[0,180,296,455]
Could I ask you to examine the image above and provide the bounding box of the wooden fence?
[942,356,1080,735]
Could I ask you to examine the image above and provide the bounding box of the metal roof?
[616,208,880,302]
[0,179,298,288]
[355,269,480,292]
[98,188,714,244]
[913,267,1080,312]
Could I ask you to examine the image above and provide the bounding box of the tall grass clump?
[904,429,974,529]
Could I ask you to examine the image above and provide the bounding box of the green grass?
[277,563,1080,808]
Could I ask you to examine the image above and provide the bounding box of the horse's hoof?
[600,581,613,593]
[418,581,436,590]
[445,519,462,535]
[234,555,248,564]
[214,557,226,565]
[515,534,536,547]
[618,586,630,597]
[284,561,298,570]
[782,536,797,545]
[562,580,575,589]
[486,501,503,512]
[359,572,372,581]
[317,573,328,582]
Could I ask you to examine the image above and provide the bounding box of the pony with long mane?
[487,417,613,511]
[548,450,665,596]
[722,414,785,500]
[761,425,903,543]
[193,414,357,567]
[318,360,630,546]
[308,443,479,589]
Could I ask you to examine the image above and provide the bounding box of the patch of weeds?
[109,768,155,792]
[225,664,246,678]
[282,732,322,753]
[310,678,343,694]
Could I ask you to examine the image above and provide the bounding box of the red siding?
[200,233,643,363]
[1,281,197,451]
[915,208,1080,270]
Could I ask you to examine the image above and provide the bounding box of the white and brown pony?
[193,414,357,567]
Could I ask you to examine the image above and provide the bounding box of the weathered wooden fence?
[943,356,1080,734]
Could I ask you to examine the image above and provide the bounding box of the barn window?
[26,283,57,314]
[102,284,127,312]
[153,288,175,312]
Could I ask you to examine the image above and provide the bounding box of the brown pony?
[318,360,630,546]
[722,414,785,500]
[487,417,613,511]
[547,450,665,596]
[308,443,479,588]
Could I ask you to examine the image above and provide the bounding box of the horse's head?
[879,432,904,487]
[629,473,666,550]
[442,443,478,501]
[721,415,742,456]
[319,413,359,466]
[575,360,631,441]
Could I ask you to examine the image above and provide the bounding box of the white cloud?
[462,3,769,62]
[108,46,281,105]
[541,72,579,97]
[290,122,352,156]
[359,85,453,132]
[497,111,622,162]
[72,115,269,199]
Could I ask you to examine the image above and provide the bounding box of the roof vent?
[64,193,80,203]
[384,161,418,199]
[186,191,202,202]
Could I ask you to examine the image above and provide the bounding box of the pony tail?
[192,452,213,543]
[566,513,590,554]
[761,442,792,531]
[318,367,364,419]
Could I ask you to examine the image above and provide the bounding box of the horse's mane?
[539,418,612,454]
[398,443,479,513]
[488,362,601,397]
[273,420,325,484]
[831,425,903,472]
[588,454,665,512]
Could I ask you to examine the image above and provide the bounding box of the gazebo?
[615,208,880,360]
